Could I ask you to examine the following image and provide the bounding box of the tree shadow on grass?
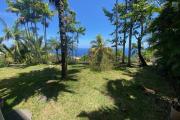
[0,67,80,119]
[78,66,175,120]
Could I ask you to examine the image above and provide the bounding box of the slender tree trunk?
[138,22,147,66]
[122,30,126,63]
[76,33,79,58]
[58,0,67,79]
[44,17,47,49]
[128,21,133,67]
[72,41,74,57]
[115,0,118,62]
[122,0,128,64]
[72,39,74,61]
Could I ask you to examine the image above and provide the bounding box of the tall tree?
[103,0,120,62]
[127,0,134,67]
[149,0,180,91]
[6,0,53,64]
[132,0,150,66]
[132,0,158,66]
[122,0,128,63]
[49,0,68,79]
[40,3,54,49]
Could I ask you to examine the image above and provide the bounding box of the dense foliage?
[149,0,180,91]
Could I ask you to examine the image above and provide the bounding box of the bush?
[89,35,114,71]
[90,52,113,71]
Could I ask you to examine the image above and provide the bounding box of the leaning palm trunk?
[58,0,67,79]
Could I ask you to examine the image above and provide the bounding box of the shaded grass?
[0,64,175,120]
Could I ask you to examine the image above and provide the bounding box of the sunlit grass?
[0,64,175,120]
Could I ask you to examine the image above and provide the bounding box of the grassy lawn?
[0,64,175,120]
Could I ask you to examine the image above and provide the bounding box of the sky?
[0,0,137,49]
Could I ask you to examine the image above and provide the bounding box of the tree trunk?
[58,0,67,79]
[115,0,118,62]
[122,0,128,64]
[76,33,79,57]
[44,17,47,49]
[122,33,126,63]
[128,21,133,67]
[122,30,126,63]
[138,22,147,66]
[137,38,147,66]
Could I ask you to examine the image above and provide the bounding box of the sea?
[75,48,129,57]
[53,48,129,57]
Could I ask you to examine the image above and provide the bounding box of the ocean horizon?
[53,48,129,57]
[75,48,129,57]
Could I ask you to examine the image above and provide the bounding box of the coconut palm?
[40,3,54,49]
[48,37,61,63]
[49,0,68,79]
[74,26,85,56]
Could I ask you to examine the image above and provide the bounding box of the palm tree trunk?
[44,17,47,49]
[76,32,79,58]
[58,0,67,79]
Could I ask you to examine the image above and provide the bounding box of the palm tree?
[90,35,113,71]
[103,0,120,63]
[75,26,85,57]
[90,35,112,63]
[48,38,61,63]
[49,0,68,79]
[41,3,54,49]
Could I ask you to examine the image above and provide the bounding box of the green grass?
[0,64,175,120]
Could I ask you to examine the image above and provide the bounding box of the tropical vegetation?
[0,0,179,119]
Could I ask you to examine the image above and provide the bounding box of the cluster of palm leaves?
[0,0,85,78]
[0,0,54,64]
[89,35,113,71]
